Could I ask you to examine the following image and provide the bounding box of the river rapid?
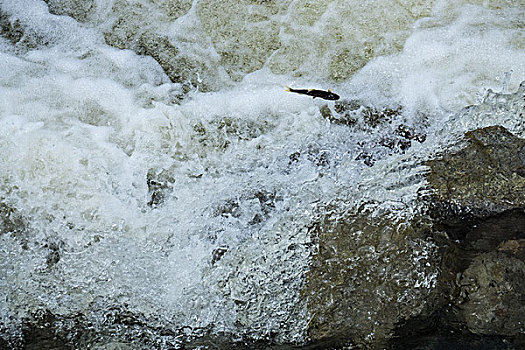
[1,0,524,348]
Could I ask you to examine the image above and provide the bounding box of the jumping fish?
[285,86,340,100]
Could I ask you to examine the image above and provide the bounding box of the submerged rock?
[0,201,28,249]
[0,11,24,45]
[320,102,426,166]
[0,10,45,50]
[44,0,95,23]
[146,168,175,207]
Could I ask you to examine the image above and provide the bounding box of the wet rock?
[44,0,95,22]
[14,309,88,350]
[211,246,229,264]
[43,240,62,270]
[391,329,515,350]
[214,189,281,226]
[458,252,525,337]
[394,124,426,143]
[196,0,280,80]
[0,201,28,249]
[303,124,525,348]
[354,151,376,167]
[497,239,525,261]
[329,46,372,82]
[321,101,403,129]
[0,11,45,50]
[320,102,426,167]
[286,146,331,169]
[362,105,401,128]
[0,202,25,236]
[90,342,136,350]
[5,306,188,350]
[146,168,175,207]
[425,126,525,295]
[426,125,525,345]
[288,151,301,165]
[215,199,241,218]
[304,203,440,349]
[427,125,525,220]
[136,32,198,90]
[105,28,193,87]
[192,116,277,154]
[158,0,193,20]
[101,4,211,91]
[319,104,357,127]
[0,11,24,45]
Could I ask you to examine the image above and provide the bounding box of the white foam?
[1,0,524,345]
[347,3,525,114]
[1,0,103,50]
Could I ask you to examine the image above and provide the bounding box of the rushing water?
[0,0,524,348]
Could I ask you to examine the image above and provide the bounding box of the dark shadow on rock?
[392,326,515,350]
[413,125,525,348]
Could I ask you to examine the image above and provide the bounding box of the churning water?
[0,0,524,348]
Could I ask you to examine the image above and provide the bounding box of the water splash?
[0,0,524,347]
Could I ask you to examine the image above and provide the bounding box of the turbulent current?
[0,0,524,349]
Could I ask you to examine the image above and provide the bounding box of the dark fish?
[285,86,340,100]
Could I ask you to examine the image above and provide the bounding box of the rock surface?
[305,204,440,348]
[4,119,525,350]
[427,125,525,219]
[424,125,525,348]
[303,124,525,347]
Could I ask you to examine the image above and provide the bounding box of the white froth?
[348,3,525,114]
[2,0,103,50]
[1,0,524,346]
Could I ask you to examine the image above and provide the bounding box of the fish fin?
[312,96,316,99]
[328,88,332,92]
[285,86,291,92]
[308,89,313,92]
